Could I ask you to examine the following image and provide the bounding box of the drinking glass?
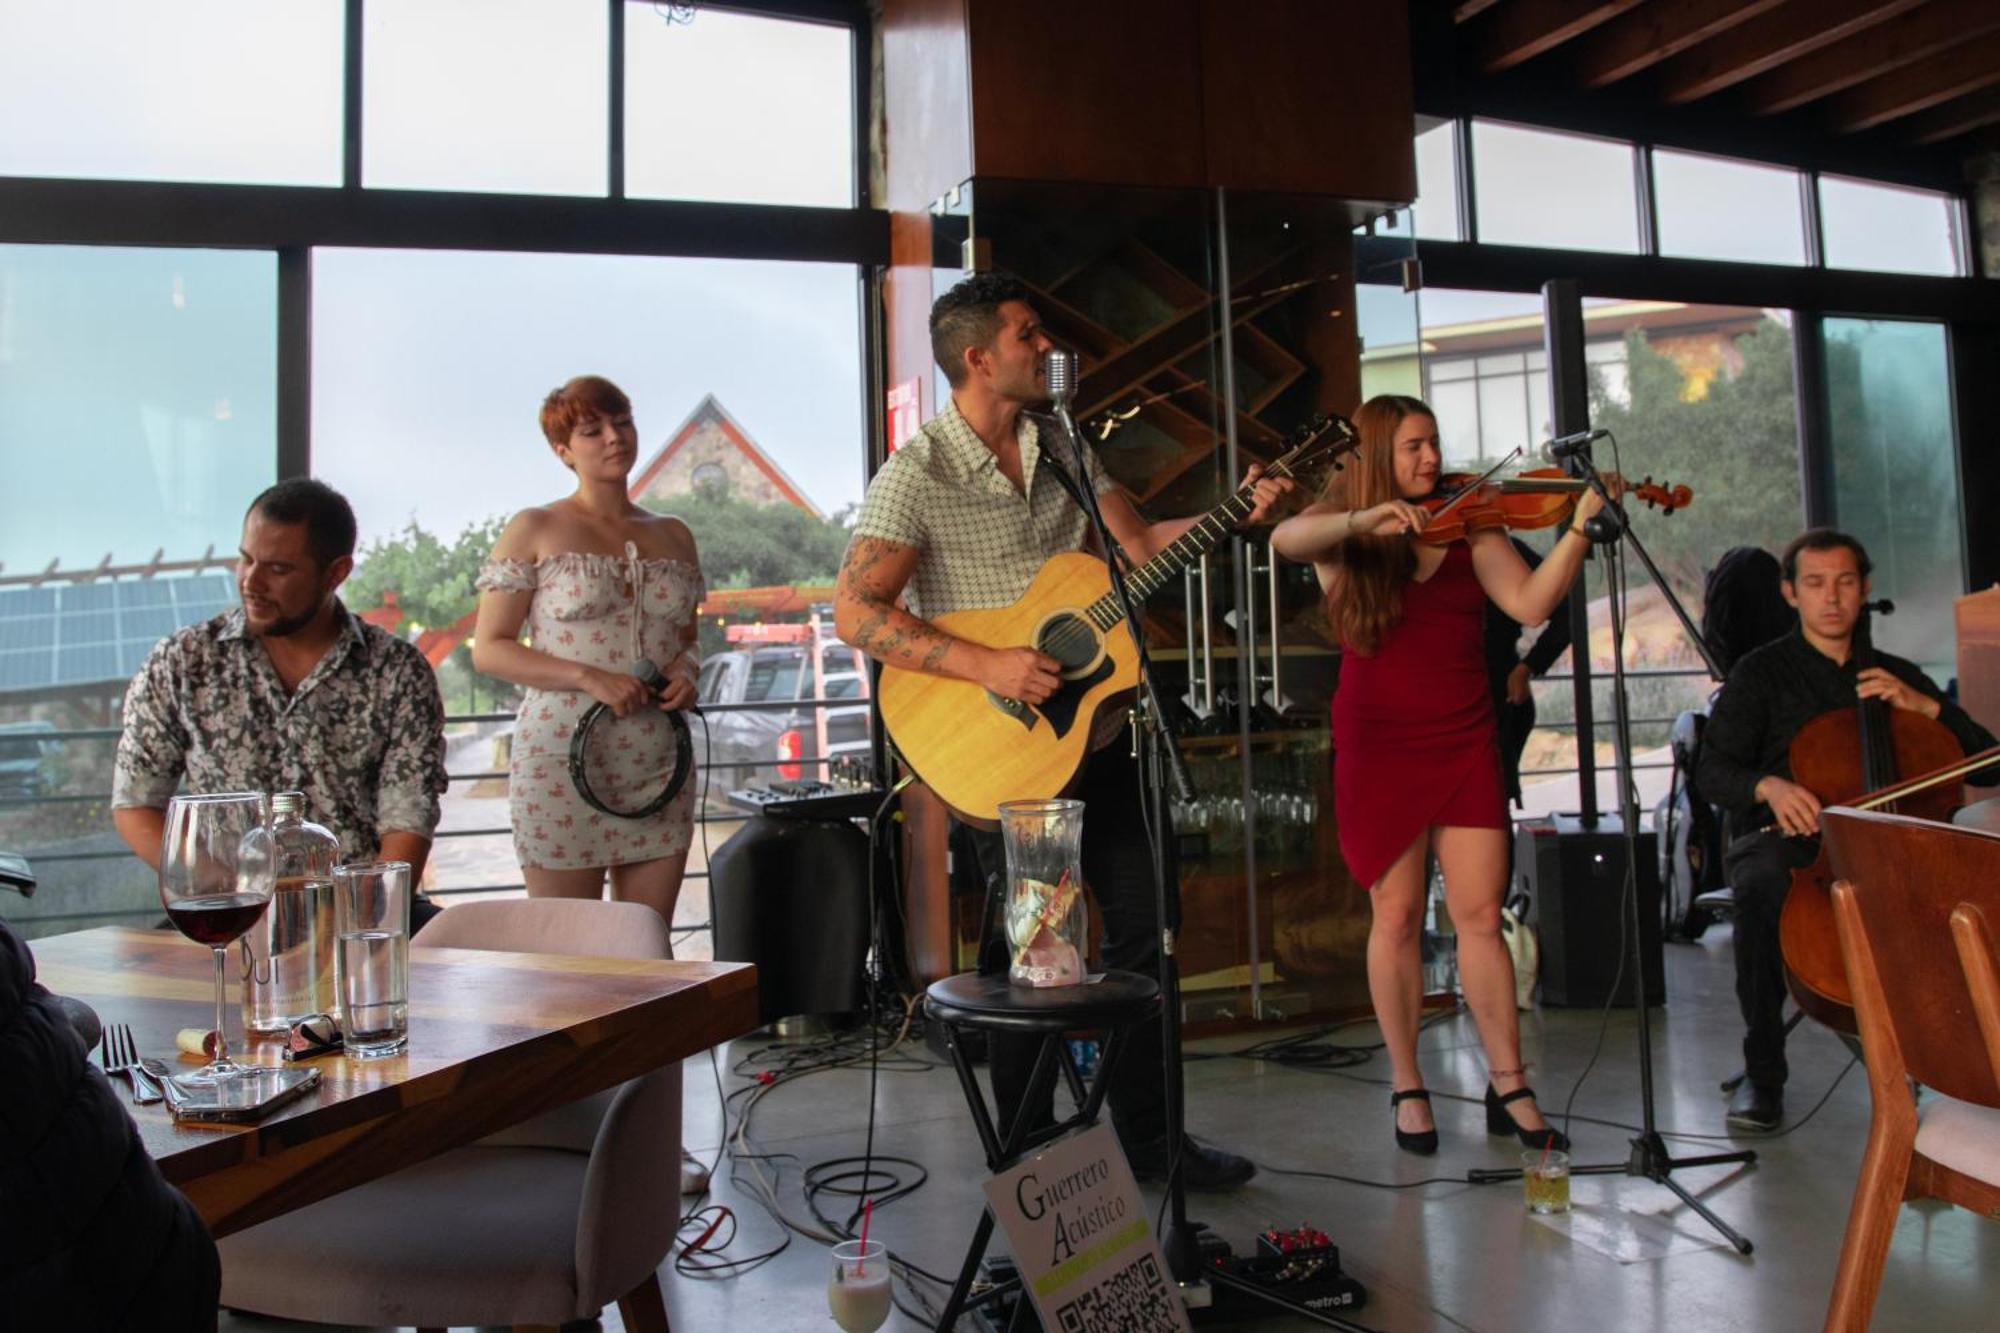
[333,860,412,1058]
[159,791,274,1087]
[1523,1150,1572,1214]
[827,1239,890,1331]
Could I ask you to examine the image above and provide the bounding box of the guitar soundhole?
[1037,613,1100,675]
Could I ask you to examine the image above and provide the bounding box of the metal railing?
[2,662,1720,875]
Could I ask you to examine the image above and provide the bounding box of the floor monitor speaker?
[1516,812,1665,1008]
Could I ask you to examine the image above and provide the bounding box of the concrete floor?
[219,928,1998,1332]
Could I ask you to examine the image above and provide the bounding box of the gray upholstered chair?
[217,898,682,1333]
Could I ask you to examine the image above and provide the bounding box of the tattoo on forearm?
[845,593,956,674]
[851,609,888,652]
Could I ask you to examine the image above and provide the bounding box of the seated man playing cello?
[1696,528,1998,1132]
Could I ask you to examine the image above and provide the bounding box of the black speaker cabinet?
[1516,813,1665,1008]
[711,815,869,1025]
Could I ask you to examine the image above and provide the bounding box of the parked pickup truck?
[694,638,871,798]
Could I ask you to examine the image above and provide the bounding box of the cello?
[1776,604,1989,1033]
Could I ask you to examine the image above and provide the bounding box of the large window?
[1471,121,1640,254]
[0,4,871,939]
[363,0,609,196]
[1825,318,1964,668]
[1653,149,1807,267]
[1409,120,1461,243]
[310,247,865,900]
[0,0,345,186]
[1411,289,1634,467]
[625,7,856,207]
[0,245,277,575]
[1819,177,1965,278]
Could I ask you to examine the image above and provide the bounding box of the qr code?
[1054,1253,1179,1333]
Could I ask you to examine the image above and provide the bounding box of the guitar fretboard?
[1084,484,1267,631]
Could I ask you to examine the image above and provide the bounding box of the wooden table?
[30,927,758,1238]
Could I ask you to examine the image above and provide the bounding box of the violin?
[1414,466,1694,546]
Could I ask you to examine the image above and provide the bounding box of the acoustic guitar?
[877,414,1359,824]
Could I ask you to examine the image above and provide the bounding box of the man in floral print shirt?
[111,481,448,896]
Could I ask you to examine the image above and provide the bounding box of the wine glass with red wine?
[159,791,275,1086]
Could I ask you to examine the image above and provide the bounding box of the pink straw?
[857,1198,873,1275]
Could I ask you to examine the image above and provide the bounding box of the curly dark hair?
[1780,528,1873,584]
[930,271,1032,387]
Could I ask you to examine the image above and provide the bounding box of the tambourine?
[567,656,694,820]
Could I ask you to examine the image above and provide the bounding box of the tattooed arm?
[834,535,1061,704]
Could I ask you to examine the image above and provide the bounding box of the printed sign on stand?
[981,1121,1191,1333]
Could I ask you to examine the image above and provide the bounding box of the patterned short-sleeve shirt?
[111,604,448,861]
[850,397,1117,619]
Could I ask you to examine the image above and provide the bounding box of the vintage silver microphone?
[1044,348,1080,446]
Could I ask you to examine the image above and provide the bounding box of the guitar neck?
[1084,485,1263,630]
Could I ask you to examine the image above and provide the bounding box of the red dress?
[1330,542,1507,888]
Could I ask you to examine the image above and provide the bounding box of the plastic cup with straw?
[828,1199,890,1331]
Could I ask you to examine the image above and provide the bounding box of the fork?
[99,1023,164,1105]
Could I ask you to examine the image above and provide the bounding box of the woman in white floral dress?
[472,375,705,927]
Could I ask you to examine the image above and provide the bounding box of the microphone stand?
[1467,446,1756,1256]
[1045,397,1368,1330]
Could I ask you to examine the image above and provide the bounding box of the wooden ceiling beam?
[1572,0,1787,89]
[1656,0,1926,104]
[1475,0,1644,74]
[1741,0,2000,115]
[1905,85,2000,145]
[1830,31,2000,133]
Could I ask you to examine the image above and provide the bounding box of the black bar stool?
[923,969,1161,1332]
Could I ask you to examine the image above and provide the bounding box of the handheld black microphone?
[1542,428,1610,462]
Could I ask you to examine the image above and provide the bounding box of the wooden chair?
[217,898,681,1333]
[1818,808,2000,1332]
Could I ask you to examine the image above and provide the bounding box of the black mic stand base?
[1468,1133,1758,1256]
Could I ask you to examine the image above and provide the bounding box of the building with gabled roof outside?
[629,393,821,517]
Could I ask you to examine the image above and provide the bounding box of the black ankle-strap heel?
[1391,1088,1439,1156]
[1486,1083,1569,1151]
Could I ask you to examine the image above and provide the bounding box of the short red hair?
[539,375,633,447]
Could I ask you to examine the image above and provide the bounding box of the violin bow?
[1428,447,1521,522]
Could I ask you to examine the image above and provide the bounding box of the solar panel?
[0,588,57,617]
[174,575,235,609]
[0,618,56,651]
[60,611,120,646]
[57,642,121,680]
[0,573,249,695]
[116,580,176,609]
[0,650,51,689]
[119,606,180,639]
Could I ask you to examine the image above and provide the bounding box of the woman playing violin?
[1694,529,1998,1133]
[1273,393,1619,1156]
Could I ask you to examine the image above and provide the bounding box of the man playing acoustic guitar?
[1697,529,1997,1133]
[835,271,1290,1188]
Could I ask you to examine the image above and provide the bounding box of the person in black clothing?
[0,919,221,1330]
[1701,546,1794,678]
[1486,535,1574,806]
[1695,529,1999,1132]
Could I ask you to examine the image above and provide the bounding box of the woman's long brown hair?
[1319,395,1435,656]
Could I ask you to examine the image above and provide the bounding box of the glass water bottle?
[241,791,339,1033]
